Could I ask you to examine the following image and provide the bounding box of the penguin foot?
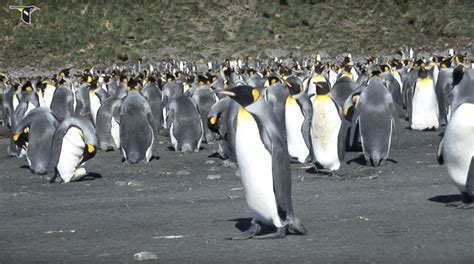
[226,222,261,240]
[70,167,88,182]
[253,227,286,239]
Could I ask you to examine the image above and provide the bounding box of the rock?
[133,251,158,261]
[209,166,219,172]
[176,170,191,176]
[264,48,288,58]
[114,181,128,187]
[206,174,221,180]
[127,181,140,187]
[228,195,240,200]
[274,13,281,18]
[205,160,215,165]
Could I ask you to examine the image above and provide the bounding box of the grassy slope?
[0,0,473,70]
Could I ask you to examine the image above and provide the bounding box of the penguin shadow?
[346,155,397,166]
[427,194,474,209]
[165,146,206,152]
[20,165,30,170]
[81,172,102,181]
[428,194,462,204]
[120,156,160,163]
[208,152,225,160]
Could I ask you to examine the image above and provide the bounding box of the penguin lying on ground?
[49,116,98,183]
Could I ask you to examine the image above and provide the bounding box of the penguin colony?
[1,47,473,239]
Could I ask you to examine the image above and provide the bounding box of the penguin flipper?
[466,157,474,195]
[349,103,361,149]
[297,95,313,151]
[437,138,444,164]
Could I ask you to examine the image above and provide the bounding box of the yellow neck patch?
[314,94,332,103]
[311,74,325,83]
[209,116,217,125]
[417,78,433,88]
[341,72,352,79]
[237,107,253,124]
[286,95,297,106]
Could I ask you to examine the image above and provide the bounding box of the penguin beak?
[217,90,236,97]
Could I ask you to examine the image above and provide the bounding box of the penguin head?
[127,78,141,92]
[197,75,209,85]
[217,85,260,107]
[452,64,467,87]
[82,73,93,84]
[120,75,129,84]
[418,66,429,79]
[207,114,221,135]
[89,78,100,90]
[59,68,71,78]
[314,82,330,95]
[22,81,34,93]
[283,76,303,95]
[12,126,29,151]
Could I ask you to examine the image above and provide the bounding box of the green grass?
[0,0,473,70]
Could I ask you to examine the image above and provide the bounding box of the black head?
[218,85,260,107]
[284,76,303,95]
[207,114,220,134]
[315,82,330,95]
[197,75,209,85]
[452,64,466,87]
[127,78,141,91]
[22,81,34,93]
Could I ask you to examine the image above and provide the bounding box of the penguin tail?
[128,152,141,164]
[370,151,381,167]
[32,166,47,175]
[287,216,307,235]
[181,143,193,154]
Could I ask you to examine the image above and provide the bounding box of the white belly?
[90,92,101,125]
[311,96,341,170]
[411,79,439,130]
[443,103,474,194]
[111,118,121,148]
[43,86,56,108]
[285,100,309,163]
[24,102,36,117]
[57,127,85,182]
[235,109,283,227]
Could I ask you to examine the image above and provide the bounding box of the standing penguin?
[142,78,163,131]
[49,81,74,121]
[192,84,217,143]
[409,64,441,130]
[219,85,307,239]
[437,68,474,207]
[283,76,313,163]
[120,90,157,163]
[310,82,347,172]
[96,97,123,151]
[350,76,399,166]
[12,107,59,174]
[49,116,98,183]
[167,95,203,153]
[207,97,240,166]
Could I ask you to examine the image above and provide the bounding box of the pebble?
[205,160,215,165]
[209,166,219,172]
[176,170,191,176]
[228,195,240,200]
[114,181,128,187]
[133,251,158,261]
[127,181,140,187]
[206,174,221,180]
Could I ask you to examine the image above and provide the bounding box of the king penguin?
[167,95,203,153]
[219,85,307,239]
[409,64,440,130]
[49,116,98,183]
[120,89,157,163]
[12,107,59,174]
[283,76,313,163]
[350,76,399,166]
[437,67,474,208]
[96,96,123,151]
[310,82,348,172]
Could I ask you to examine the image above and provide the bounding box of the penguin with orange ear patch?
[219,85,307,240]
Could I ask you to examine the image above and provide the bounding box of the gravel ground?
[0,120,472,263]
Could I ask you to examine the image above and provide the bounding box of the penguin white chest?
[285,97,309,163]
[43,85,56,108]
[411,78,439,130]
[442,103,474,193]
[110,117,121,149]
[311,96,341,170]
[235,108,282,227]
[57,127,85,182]
[89,91,101,125]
